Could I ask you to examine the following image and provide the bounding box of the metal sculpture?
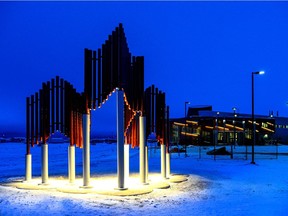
[144,85,170,178]
[25,23,170,189]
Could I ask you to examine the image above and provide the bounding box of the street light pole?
[251,71,265,164]
[184,101,190,157]
[243,120,247,160]
[233,107,237,148]
[214,112,219,161]
[223,119,226,144]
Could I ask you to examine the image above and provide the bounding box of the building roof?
[197,110,273,120]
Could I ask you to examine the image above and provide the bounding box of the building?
[273,116,288,144]
[170,105,276,146]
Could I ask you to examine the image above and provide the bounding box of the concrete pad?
[1,174,189,196]
[169,175,188,183]
[15,183,56,190]
[94,188,153,196]
[57,187,153,196]
[171,173,189,177]
[57,187,91,194]
[149,181,170,189]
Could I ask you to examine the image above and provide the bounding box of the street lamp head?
[185,101,190,105]
[253,71,265,75]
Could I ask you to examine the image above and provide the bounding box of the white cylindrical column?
[145,146,149,182]
[139,116,147,184]
[41,143,49,184]
[166,152,171,178]
[68,145,75,184]
[124,144,130,185]
[116,90,126,190]
[25,154,32,181]
[83,113,91,187]
[161,144,166,179]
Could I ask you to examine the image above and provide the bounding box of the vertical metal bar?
[70,111,74,146]
[108,35,113,91]
[106,41,110,96]
[60,78,64,133]
[140,116,147,184]
[43,83,47,141]
[25,97,32,181]
[80,112,83,148]
[78,112,82,148]
[144,87,151,137]
[39,89,43,142]
[166,107,171,178]
[68,145,75,183]
[117,28,121,88]
[161,142,166,178]
[82,112,91,187]
[41,143,49,184]
[65,81,70,138]
[35,93,39,144]
[155,88,159,135]
[112,30,118,88]
[151,85,155,133]
[97,48,102,107]
[92,50,97,109]
[116,89,126,189]
[26,97,30,154]
[56,76,60,131]
[51,78,55,133]
[31,95,34,147]
[46,81,51,141]
[101,44,106,103]
[84,49,92,109]
[84,49,89,97]
[166,106,170,153]
[136,56,144,112]
[75,111,79,147]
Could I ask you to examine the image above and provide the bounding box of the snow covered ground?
[0,142,287,215]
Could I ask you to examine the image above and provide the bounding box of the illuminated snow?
[0,143,288,215]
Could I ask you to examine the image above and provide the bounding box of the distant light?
[259,71,265,75]
[253,71,265,75]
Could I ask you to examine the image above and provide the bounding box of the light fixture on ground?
[251,71,265,164]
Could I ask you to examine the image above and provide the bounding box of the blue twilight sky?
[1,1,288,136]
